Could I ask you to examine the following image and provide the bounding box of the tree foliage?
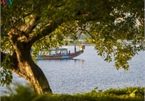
[1,0,144,93]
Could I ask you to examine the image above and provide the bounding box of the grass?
[1,85,145,101]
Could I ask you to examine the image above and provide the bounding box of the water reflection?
[73,59,85,62]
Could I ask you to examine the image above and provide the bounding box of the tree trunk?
[6,27,52,94]
[18,59,52,94]
[10,43,52,94]
[18,49,52,94]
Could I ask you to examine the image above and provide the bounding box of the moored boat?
[36,45,85,60]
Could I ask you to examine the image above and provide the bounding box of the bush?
[1,85,144,101]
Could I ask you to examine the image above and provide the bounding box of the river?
[0,46,145,95]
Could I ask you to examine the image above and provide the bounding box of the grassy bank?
[1,85,145,101]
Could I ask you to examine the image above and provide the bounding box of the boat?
[36,45,85,60]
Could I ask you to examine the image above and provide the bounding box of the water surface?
[0,46,145,95]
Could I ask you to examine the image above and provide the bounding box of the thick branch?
[29,21,62,45]
[18,16,40,34]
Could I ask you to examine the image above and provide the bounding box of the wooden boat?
[36,46,85,60]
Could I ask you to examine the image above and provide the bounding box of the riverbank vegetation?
[1,85,144,101]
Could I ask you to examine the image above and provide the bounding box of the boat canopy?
[48,48,68,56]
[50,48,68,51]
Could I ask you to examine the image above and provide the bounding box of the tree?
[1,0,144,94]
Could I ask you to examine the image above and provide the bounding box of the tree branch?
[18,16,40,34]
[29,21,62,46]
